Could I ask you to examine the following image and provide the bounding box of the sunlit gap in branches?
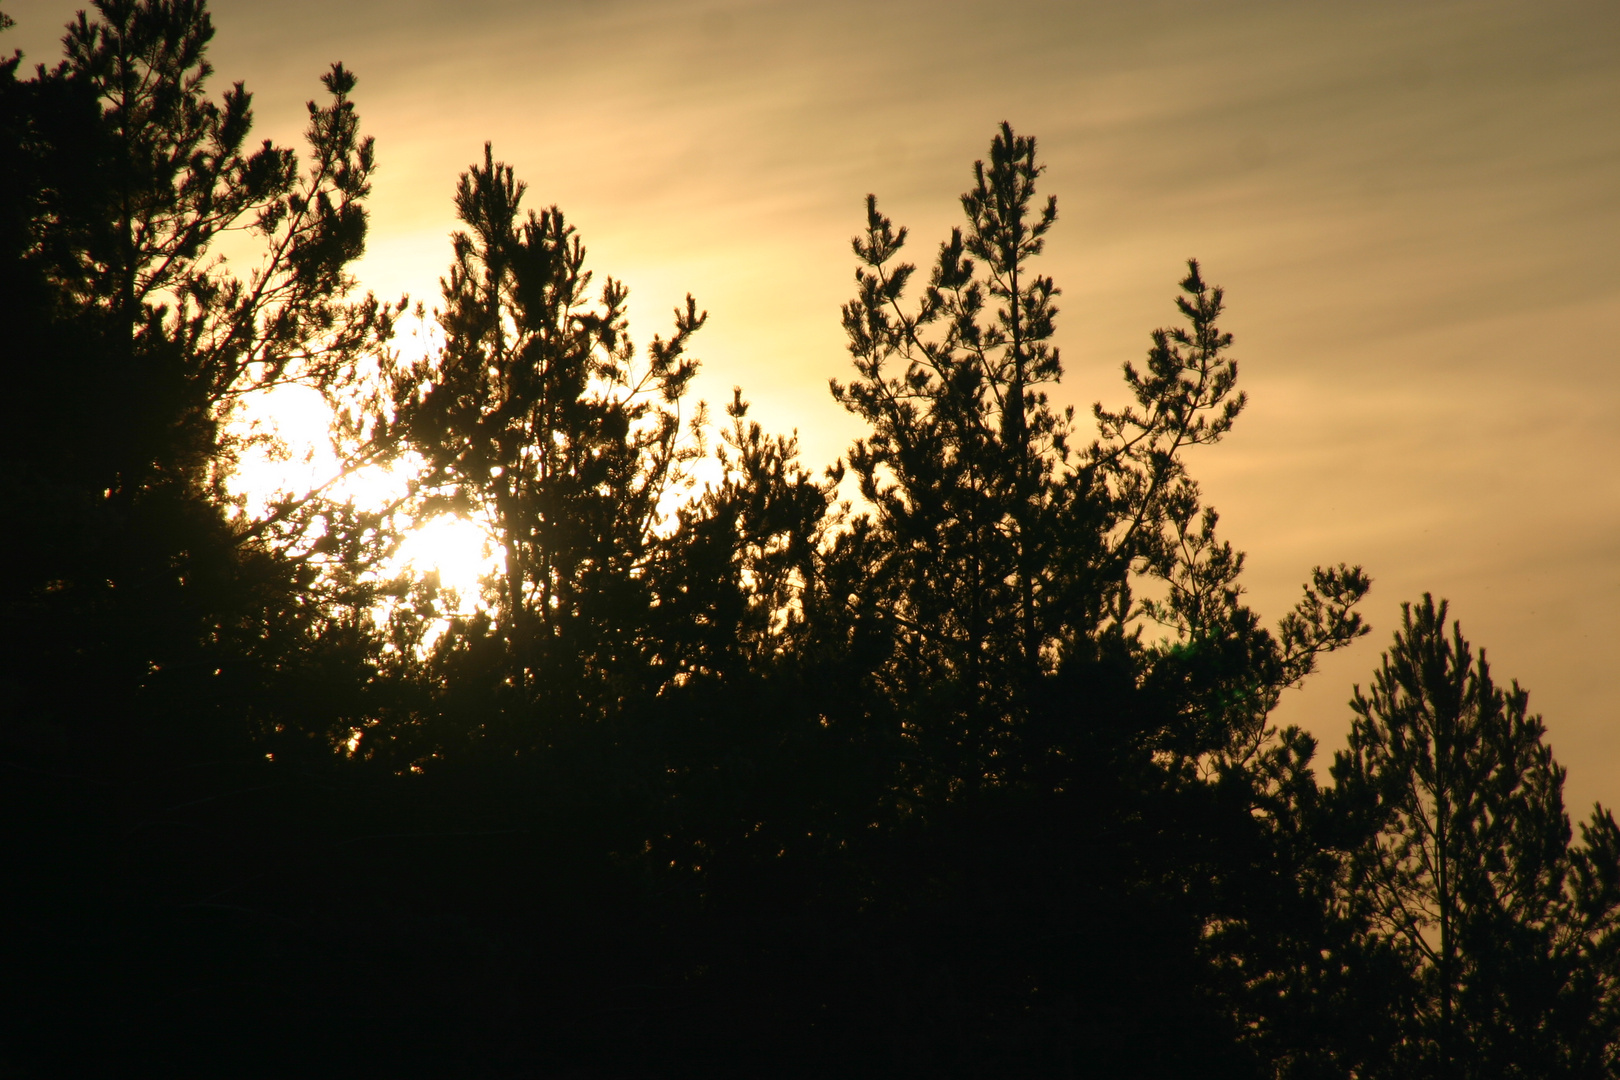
[224,312,501,652]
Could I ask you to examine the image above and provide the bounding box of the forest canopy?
[3,3,1617,1077]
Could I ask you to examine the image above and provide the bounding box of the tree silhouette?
[833,122,1369,789]
[825,122,1385,1076]
[0,0,397,751]
[834,126,1071,788]
[7,5,1616,1072]
[385,143,705,755]
[1333,596,1620,1078]
[0,7,416,1073]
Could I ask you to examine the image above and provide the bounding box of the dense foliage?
[3,4,1615,1077]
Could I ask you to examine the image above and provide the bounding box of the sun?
[226,380,500,618]
[391,512,498,609]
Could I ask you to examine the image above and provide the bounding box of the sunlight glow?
[225,361,500,629]
[392,512,500,612]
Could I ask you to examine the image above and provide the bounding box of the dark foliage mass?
[3,4,1616,1076]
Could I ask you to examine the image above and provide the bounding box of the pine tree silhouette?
[1333,596,1620,1078]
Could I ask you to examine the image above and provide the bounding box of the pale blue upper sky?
[9,0,1619,808]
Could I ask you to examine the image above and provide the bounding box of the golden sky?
[10,0,1619,808]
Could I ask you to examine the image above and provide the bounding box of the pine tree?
[391,144,704,742]
[833,122,1368,801]
[0,0,397,747]
[0,7,424,1070]
[1333,596,1620,1078]
[833,125,1060,782]
[828,122,1380,1075]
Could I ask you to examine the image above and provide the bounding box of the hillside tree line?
[3,3,1617,1076]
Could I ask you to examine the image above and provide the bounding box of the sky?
[8,0,1619,810]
